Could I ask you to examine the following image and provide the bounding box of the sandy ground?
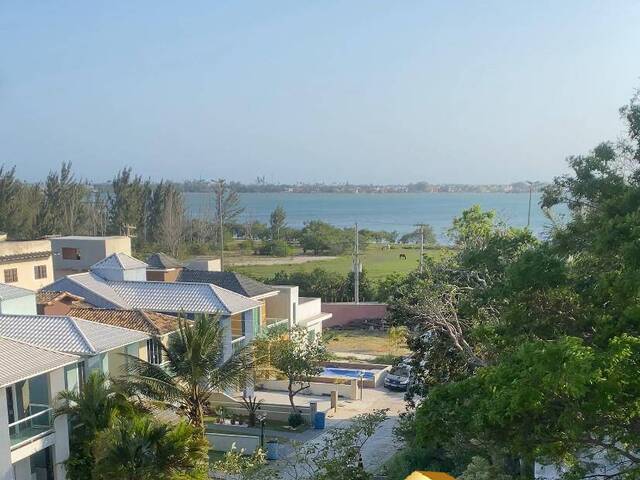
[226,255,336,266]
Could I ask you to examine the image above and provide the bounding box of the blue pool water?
[321,367,375,380]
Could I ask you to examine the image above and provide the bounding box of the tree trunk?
[288,381,297,412]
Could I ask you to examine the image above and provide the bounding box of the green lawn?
[232,246,448,280]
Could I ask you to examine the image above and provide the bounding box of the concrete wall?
[0,292,37,315]
[256,379,359,400]
[146,268,182,282]
[206,432,260,454]
[51,236,131,275]
[185,258,221,272]
[297,297,321,322]
[91,265,146,281]
[266,285,298,324]
[0,240,53,290]
[321,302,388,328]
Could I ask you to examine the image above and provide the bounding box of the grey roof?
[91,253,148,271]
[146,252,184,270]
[0,314,149,356]
[0,337,79,388]
[44,273,128,309]
[43,273,260,315]
[0,283,35,301]
[108,280,260,315]
[177,270,276,298]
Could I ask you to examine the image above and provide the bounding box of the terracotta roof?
[36,290,87,306]
[0,250,51,263]
[177,270,277,298]
[68,307,180,336]
[146,252,184,270]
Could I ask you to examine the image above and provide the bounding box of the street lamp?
[358,371,365,400]
[257,413,267,449]
[526,181,534,229]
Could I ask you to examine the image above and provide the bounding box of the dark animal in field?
[399,253,407,260]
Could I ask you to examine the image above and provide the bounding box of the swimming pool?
[320,367,376,380]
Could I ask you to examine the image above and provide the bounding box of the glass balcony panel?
[8,404,53,447]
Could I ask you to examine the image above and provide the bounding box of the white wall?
[256,379,358,400]
[49,368,70,480]
[0,293,37,315]
[207,433,260,454]
[266,286,298,325]
[0,387,13,480]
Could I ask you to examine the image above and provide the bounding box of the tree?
[213,179,245,262]
[300,221,352,255]
[93,414,208,480]
[108,167,151,240]
[123,315,254,431]
[260,326,328,412]
[158,183,186,256]
[387,325,408,356]
[37,162,88,236]
[0,165,41,239]
[399,224,437,245]
[270,205,287,241]
[54,371,137,480]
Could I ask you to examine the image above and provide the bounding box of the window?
[4,268,17,283]
[61,247,81,260]
[147,339,163,365]
[34,264,47,279]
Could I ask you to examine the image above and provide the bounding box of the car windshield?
[390,366,409,377]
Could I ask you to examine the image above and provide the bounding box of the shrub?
[288,412,305,428]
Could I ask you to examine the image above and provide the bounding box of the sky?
[1,1,639,185]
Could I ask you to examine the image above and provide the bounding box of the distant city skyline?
[1,1,639,184]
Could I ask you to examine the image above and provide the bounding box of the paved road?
[255,387,407,478]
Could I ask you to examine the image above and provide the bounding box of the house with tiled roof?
[0,337,81,480]
[0,238,53,290]
[147,252,332,337]
[44,253,263,360]
[68,307,182,366]
[0,310,149,480]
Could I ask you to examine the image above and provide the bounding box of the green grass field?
[232,246,448,280]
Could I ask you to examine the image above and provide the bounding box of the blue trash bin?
[266,440,279,460]
[314,411,326,429]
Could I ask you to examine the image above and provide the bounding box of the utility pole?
[415,223,425,274]
[527,181,533,229]
[215,179,225,271]
[353,222,361,304]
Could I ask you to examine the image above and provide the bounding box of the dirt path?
[227,255,336,266]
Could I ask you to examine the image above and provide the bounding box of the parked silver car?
[383,364,412,391]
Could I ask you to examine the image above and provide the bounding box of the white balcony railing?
[8,403,53,448]
[231,336,246,354]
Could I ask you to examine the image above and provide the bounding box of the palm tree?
[54,371,137,480]
[93,414,209,480]
[124,314,254,430]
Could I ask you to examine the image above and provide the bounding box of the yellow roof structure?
[405,472,456,480]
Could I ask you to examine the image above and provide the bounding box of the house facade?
[0,239,53,290]
[0,337,80,480]
[44,253,262,360]
[176,269,331,337]
[49,236,132,279]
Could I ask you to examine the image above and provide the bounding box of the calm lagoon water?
[185,192,564,242]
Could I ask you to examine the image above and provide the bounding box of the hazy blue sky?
[1,1,639,184]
